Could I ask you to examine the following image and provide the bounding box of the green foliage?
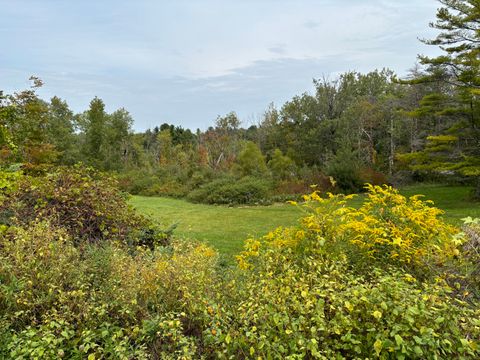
[268,148,296,180]
[325,145,363,193]
[234,141,268,177]
[216,258,478,359]
[0,165,157,247]
[0,218,218,359]
[187,176,272,205]
[117,170,190,198]
[461,217,480,297]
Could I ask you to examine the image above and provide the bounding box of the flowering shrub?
[298,184,460,274]
[229,188,480,358]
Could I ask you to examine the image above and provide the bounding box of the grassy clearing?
[130,196,302,257]
[131,184,479,258]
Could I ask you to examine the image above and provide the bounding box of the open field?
[131,184,479,258]
[131,196,302,257]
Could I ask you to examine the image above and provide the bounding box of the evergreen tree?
[402,0,480,197]
[235,141,268,177]
[84,97,107,167]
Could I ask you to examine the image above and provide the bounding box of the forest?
[0,0,479,358]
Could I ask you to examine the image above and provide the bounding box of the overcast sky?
[1,0,442,130]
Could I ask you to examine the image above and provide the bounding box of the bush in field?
[0,165,166,247]
[116,169,210,198]
[116,169,160,195]
[214,254,479,359]
[187,176,272,205]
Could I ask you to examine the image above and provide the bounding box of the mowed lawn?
[131,184,479,258]
[130,196,302,257]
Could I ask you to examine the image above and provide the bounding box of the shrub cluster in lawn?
[187,176,273,205]
[116,168,205,198]
[1,168,479,358]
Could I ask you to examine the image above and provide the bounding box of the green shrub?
[116,170,160,195]
[141,180,189,198]
[212,256,479,359]
[0,220,219,359]
[325,146,363,193]
[187,176,272,205]
[0,165,159,246]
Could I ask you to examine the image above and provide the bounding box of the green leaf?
[413,346,423,356]
[395,334,403,346]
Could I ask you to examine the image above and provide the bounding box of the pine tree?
[402,0,480,197]
[84,97,107,167]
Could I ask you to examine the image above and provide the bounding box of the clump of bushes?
[0,165,168,248]
[0,221,218,359]
[187,176,272,205]
[116,169,193,198]
[299,184,460,276]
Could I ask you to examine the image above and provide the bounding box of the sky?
[1,0,442,131]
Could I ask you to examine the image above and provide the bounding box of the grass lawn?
[130,196,302,258]
[131,184,479,258]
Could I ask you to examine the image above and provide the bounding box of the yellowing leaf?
[344,301,353,312]
[373,310,382,320]
[374,339,383,356]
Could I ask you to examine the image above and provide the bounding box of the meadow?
[131,184,480,258]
